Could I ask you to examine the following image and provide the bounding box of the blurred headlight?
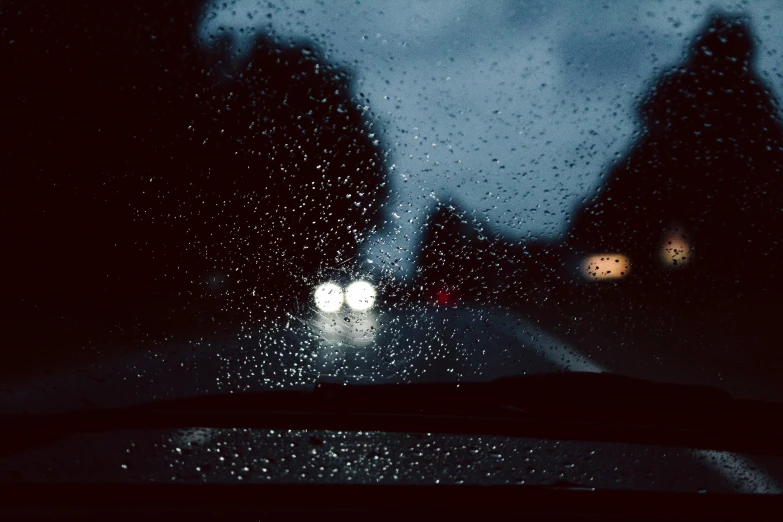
[314,282,344,312]
[345,280,377,311]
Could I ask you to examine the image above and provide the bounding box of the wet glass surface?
[1,428,781,494]
[1,0,782,490]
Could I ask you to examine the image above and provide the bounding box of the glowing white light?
[314,282,344,312]
[345,280,377,311]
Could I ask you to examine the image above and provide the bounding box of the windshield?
[1,0,782,491]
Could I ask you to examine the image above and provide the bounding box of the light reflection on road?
[0,303,779,494]
[312,310,378,347]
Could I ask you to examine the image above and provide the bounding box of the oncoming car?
[311,277,380,348]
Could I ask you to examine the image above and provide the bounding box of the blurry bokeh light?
[661,227,692,267]
[345,280,377,311]
[582,254,631,281]
[314,282,344,312]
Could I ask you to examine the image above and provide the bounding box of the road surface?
[0,306,783,493]
[0,302,781,492]
[0,302,777,410]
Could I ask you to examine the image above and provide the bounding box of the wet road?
[1,302,781,493]
[0,302,776,413]
[0,304,599,414]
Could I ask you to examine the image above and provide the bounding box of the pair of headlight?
[313,281,377,312]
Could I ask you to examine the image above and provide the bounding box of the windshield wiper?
[2,372,782,457]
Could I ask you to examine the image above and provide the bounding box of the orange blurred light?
[661,227,692,267]
[582,254,631,281]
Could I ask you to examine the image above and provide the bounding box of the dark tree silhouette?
[414,13,783,387]
[415,203,548,307]
[0,0,388,359]
[420,13,782,305]
[416,205,494,305]
[566,13,783,302]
